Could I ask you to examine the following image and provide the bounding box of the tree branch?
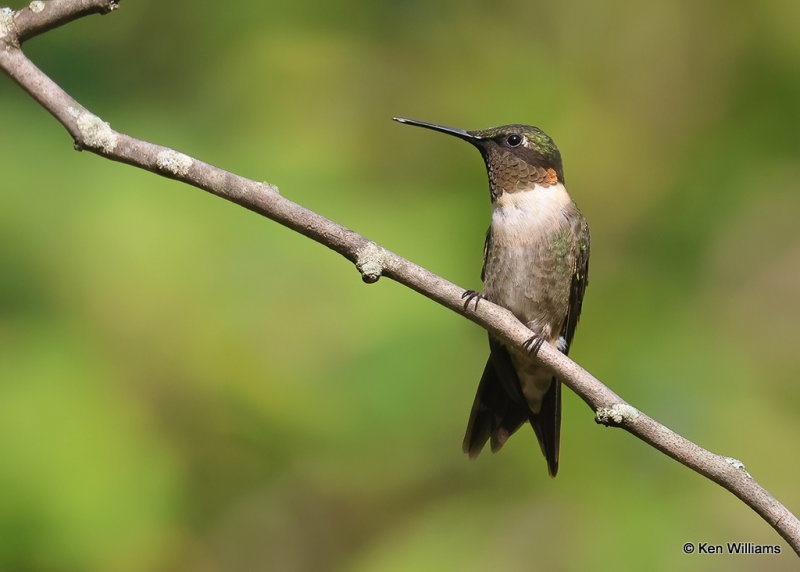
[2,0,799,555]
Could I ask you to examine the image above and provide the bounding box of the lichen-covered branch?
[1,0,798,555]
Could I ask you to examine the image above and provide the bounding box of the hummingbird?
[394,117,590,476]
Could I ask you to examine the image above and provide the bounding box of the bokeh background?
[2,0,799,570]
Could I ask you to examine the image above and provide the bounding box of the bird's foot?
[461,289,485,311]
[522,334,545,357]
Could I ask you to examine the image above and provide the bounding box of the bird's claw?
[522,334,545,357]
[461,289,484,311]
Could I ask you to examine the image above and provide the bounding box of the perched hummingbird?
[394,117,590,476]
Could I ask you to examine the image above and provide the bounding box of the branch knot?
[0,7,18,46]
[724,457,752,478]
[68,107,117,152]
[595,403,640,427]
[355,242,387,283]
[156,148,193,177]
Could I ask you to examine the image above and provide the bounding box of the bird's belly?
[483,240,570,343]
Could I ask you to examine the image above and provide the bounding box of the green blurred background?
[2,0,799,570]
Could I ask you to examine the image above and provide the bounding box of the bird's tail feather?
[463,345,561,477]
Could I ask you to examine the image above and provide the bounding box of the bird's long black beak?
[393,117,480,143]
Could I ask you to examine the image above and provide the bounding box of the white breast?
[490,182,572,240]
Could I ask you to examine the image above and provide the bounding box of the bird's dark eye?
[506,134,523,147]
